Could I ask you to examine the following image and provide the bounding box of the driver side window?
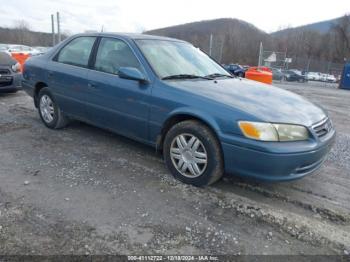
[94,38,141,75]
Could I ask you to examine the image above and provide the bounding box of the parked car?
[0,52,22,93]
[336,74,342,83]
[283,70,307,82]
[319,73,327,82]
[306,72,321,81]
[0,44,11,56]
[5,44,41,56]
[22,33,335,186]
[271,68,284,81]
[224,64,246,77]
[326,74,337,83]
[33,46,51,55]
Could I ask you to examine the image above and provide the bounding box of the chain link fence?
[259,44,345,87]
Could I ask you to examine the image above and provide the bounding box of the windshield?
[136,39,230,79]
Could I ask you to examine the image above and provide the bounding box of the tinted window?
[94,38,141,75]
[57,37,96,67]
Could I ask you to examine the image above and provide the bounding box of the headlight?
[273,123,309,141]
[11,62,21,73]
[238,121,278,141]
[238,121,309,141]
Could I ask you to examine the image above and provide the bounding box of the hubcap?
[40,95,55,123]
[170,134,208,178]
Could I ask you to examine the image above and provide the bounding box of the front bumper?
[0,72,22,93]
[221,129,335,182]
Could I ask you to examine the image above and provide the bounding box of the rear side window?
[94,38,141,75]
[56,37,96,67]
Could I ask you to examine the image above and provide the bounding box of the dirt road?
[0,83,349,256]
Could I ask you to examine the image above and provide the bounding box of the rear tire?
[38,87,69,129]
[163,120,224,187]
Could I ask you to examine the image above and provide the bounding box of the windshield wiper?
[205,73,234,79]
[162,74,213,80]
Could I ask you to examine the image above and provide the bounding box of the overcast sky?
[0,0,349,34]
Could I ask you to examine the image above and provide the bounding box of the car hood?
[167,78,326,127]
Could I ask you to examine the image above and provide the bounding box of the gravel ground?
[0,83,349,257]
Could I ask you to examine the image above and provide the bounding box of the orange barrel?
[11,52,31,72]
[245,66,273,85]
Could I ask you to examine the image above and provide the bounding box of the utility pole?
[306,58,311,73]
[284,47,288,70]
[209,34,213,57]
[219,39,224,63]
[57,12,61,43]
[258,42,263,67]
[51,14,55,46]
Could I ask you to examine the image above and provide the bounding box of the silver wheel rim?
[39,95,55,123]
[170,133,208,178]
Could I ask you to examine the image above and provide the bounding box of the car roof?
[73,32,187,43]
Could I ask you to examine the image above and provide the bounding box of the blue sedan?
[224,64,246,77]
[22,33,335,186]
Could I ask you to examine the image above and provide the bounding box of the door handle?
[87,82,97,89]
[48,71,54,78]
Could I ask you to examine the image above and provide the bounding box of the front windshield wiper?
[162,74,213,80]
[205,73,234,79]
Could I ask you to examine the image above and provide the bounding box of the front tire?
[38,87,69,129]
[163,120,224,186]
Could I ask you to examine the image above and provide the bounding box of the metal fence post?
[51,14,55,46]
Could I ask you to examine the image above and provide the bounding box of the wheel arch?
[33,82,48,107]
[157,109,221,152]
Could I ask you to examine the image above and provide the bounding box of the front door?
[86,37,151,142]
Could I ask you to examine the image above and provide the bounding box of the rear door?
[47,36,96,119]
[86,37,151,142]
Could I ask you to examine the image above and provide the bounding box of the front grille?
[312,118,332,138]
[0,69,10,75]
[0,80,13,87]
[0,70,13,87]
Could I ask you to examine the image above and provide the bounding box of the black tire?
[37,87,69,129]
[163,120,224,187]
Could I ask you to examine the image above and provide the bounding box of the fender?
[166,107,221,132]
[154,106,222,151]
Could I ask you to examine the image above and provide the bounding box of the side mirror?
[118,67,148,83]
